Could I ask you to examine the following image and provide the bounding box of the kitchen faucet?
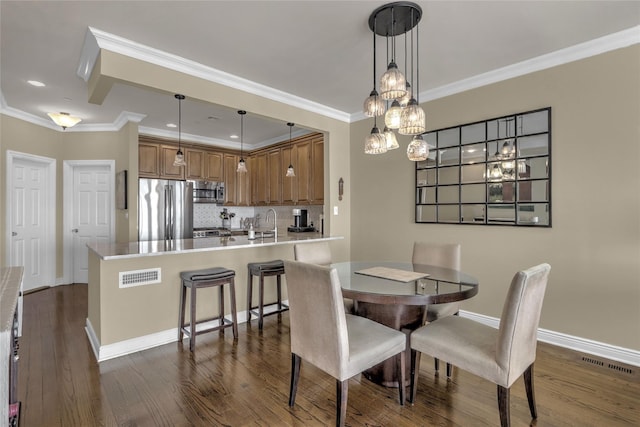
[266,208,277,238]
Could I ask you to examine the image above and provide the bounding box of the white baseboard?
[86,307,639,367]
[459,310,640,367]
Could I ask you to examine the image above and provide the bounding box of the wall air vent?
[119,268,161,288]
[581,356,634,376]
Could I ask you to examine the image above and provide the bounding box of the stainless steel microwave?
[190,180,224,204]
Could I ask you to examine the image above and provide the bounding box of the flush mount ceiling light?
[172,94,186,167]
[286,122,296,177]
[236,110,248,173]
[48,112,81,130]
[363,2,426,159]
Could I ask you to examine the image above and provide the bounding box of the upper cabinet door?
[139,143,160,178]
[204,152,224,181]
[311,136,324,205]
[295,140,312,203]
[185,148,205,180]
[281,145,296,204]
[160,144,185,180]
[268,148,282,204]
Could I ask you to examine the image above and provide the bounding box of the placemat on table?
[355,266,429,283]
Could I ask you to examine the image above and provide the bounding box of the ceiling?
[1,1,639,149]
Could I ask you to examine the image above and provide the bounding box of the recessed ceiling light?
[167,123,177,128]
[230,134,239,139]
[28,80,45,87]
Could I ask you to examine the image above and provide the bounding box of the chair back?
[283,260,348,378]
[294,242,332,266]
[412,242,461,270]
[496,263,551,385]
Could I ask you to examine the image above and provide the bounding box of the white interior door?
[67,163,114,284]
[6,152,56,292]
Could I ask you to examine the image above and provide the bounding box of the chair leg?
[258,274,265,330]
[336,379,348,427]
[189,283,197,352]
[246,267,253,322]
[524,363,537,419]
[218,284,225,336]
[289,354,301,407]
[497,385,510,427]
[178,281,186,342]
[228,278,238,340]
[397,350,406,406]
[446,362,453,378]
[434,357,439,372]
[409,349,421,404]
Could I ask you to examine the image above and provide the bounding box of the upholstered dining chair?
[409,263,551,427]
[293,242,354,313]
[412,242,461,376]
[284,260,407,427]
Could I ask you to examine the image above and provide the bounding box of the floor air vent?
[581,356,634,375]
[119,268,162,288]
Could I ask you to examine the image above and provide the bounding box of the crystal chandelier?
[363,2,426,160]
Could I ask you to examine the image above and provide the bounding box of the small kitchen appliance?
[288,208,315,232]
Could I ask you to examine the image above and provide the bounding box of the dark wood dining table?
[331,261,479,387]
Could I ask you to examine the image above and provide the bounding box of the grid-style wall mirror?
[415,107,551,227]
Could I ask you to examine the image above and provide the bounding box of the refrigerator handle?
[164,185,172,240]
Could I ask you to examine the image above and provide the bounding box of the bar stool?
[246,260,288,330]
[178,267,238,351]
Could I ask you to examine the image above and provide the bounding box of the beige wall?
[350,45,640,351]
[1,115,136,276]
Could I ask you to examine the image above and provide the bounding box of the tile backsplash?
[193,204,324,232]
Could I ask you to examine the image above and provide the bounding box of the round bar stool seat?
[178,267,238,352]
[247,260,288,330]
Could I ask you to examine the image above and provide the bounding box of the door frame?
[5,150,57,286]
[63,160,115,284]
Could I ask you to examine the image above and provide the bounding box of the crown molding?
[79,27,351,123]
[351,25,640,122]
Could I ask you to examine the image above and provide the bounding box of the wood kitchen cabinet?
[204,152,224,181]
[252,152,269,205]
[294,139,312,203]
[185,148,204,180]
[159,144,185,179]
[310,136,324,204]
[139,142,160,178]
[281,145,295,204]
[268,148,282,204]
[224,153,251,206]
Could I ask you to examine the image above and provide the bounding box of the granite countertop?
[0,267,23,333]
[88,232,342,260]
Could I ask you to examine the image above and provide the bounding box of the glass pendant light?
[399,98,426,135]
[385,100,402,129]
[399,11,426,136]
[380,6,407,100]
[398,33,412,107]
[407,134,428,161]
[365,126,387,154]
[285,122,296,177]
[383,126,399,150]
[236,110,247,173]
[363,14,385,117]
[172,94,186,167]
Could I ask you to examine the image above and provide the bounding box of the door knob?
[11,231,17,236]
[71,228,79,233]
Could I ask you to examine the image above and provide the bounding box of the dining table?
[331,261,479,388]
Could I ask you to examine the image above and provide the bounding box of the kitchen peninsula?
[87,232,342,362]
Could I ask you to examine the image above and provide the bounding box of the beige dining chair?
[409,263,551,427]
[412,241,461,376]
[293,242,354,313]
[284,260,406,427]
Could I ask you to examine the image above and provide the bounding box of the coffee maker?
[288,208,315,232]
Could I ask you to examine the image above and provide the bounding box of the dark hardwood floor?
[17,284,639,426]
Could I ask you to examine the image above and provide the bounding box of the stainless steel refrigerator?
[138,178,193,241]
